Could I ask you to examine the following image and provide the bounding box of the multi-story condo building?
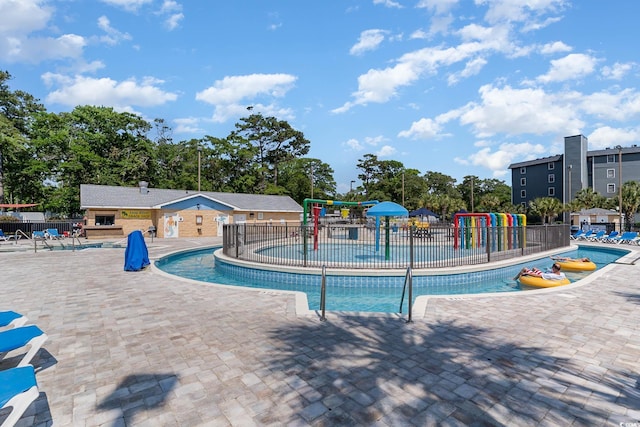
[509,135,640,225]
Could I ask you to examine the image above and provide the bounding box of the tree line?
[1,70,639,226]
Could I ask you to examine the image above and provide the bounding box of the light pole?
[197,145,202,191]
[470,176,474,212]
[567,164,572,226]
[350,180,355,193]
[402,172,405,206]
[615,145,623,231]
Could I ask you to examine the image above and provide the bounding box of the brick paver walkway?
[1,238,639,426]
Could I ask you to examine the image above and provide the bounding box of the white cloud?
[376,145,397,157]
[100,0,153,12]
[447,56,487,85]
[0,0,85,63]
[97,15,132,45]
[601,62,634,80]
[458,84,584,137]
[350,29,388,56]
[455,141,547,177]
[580,88,640,122]
[364,135,386,146]
[165,13,184,30]
[537,53,598,83]
[196,73,297,105]
[398,118,443,139]
[416,0,459,15]
[478,0,566,25]
[587,126,640,149]
[344,138,364,151]
[333,43,482,113]
[539,41,572,55]
[173,117,204,134]
[373,0,403,8]
[43,73,178,109]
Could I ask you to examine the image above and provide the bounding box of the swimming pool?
[155,246,626,313]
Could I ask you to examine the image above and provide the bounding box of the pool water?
[156,246,626,313]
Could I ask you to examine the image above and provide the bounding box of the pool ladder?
[319,265,414,323]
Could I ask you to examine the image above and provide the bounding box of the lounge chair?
[602,231,618,243]
[0,365,39,427]
[587,230,605,242]
[618,231,639,244]
[570,230,585,240]
[608,231,632,244]
[575,230,593,241]
[31,231,46,240]
[0,325,48,368]
[0,230,18,242]
[45,229,64,240]
[0,312,27,331]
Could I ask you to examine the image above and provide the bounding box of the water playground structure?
[453,212,527,252]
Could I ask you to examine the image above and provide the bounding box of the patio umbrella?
[409,207,439,220]
[366,201,409,260]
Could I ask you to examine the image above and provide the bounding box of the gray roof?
[509,155,562,169]
[80,184,303,212]
[587,145,640,156]
[571,208,618,216]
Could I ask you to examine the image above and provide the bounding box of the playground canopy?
[409,207,438,219]
[366,201,408,217]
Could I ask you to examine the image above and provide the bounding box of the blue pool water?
[155,246,626,313]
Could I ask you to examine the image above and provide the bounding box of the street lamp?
[197,145,202,192]
[615,145,623,231]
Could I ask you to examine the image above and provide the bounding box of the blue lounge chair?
[618,231,639,244]
[570,230,585,240]
[32,231,46,240]
[0,230,18,242]
[0,311,27,331]
[0,326,48,368]
[575,230,593,241]
[0,365,39,427]
[587,230,605,241]
[603,231,618,243]
[45,229,64,240]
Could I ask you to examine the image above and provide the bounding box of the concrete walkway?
[0,238,639,426]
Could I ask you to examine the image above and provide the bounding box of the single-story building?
[80,182,303,239]
[570,208,620,232]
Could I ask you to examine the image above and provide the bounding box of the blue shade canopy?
[124,230,150,271]
[366,201,408,217]
[409,207,438,218]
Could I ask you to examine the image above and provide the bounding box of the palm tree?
[529,197,565,224]
[621,181,640,231]
[573,187,608,210]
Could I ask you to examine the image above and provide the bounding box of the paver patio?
[0,238,639,426]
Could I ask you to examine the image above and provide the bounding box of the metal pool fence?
[222,223,570,269]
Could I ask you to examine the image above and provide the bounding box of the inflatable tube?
[555,260,597,272]
[518,275,570,288]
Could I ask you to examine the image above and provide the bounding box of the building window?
[520,167,526,174]
[607,168,615,178]
[607,154,616,163]
[548,174,555,183]
[548,162,555,170]
[548,187,555,196]
[95,215,115,225]
[520,177,526,186]
[607,183,616,193]
[520,190,526,198]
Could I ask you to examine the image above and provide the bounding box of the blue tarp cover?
[124,230,150,271]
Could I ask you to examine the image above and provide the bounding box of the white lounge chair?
[0,365,39,427]
[0,326,48,368]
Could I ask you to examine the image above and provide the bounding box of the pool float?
[554,260,597,272]
[518,275,570,288]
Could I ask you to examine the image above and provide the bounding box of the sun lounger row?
[0,310,48,427]
[573,230,640,244]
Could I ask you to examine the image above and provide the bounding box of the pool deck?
[1,237,639,426]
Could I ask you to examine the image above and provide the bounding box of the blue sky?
[2,1,640,193]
